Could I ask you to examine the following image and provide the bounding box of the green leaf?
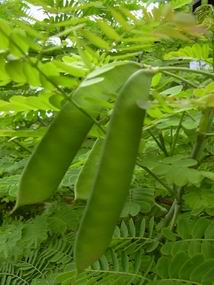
[168,252,188,278]
[56,272,76,282]
[23,62,41,87]
[153,156,201,187]
[190,259,214,283]
[49,94,64,109]
[22,216,48,247]
[205,221,214,239]
[6,60,26,84]
[38,62,60,90]
[10,29,29,57]
[156,256,171,278]
[0,128,45,137]
[139,218,146,237]
[202,266,214,285]
[120,201,141,217]
[0,19,11,52]
[120,220,129,237]
[0,30,9,52]
[0,57,10,85]
[0,93,58,113]
[152,73,162,87]
[121,187,154,217]
[191,217,209,238]
[110,8,131,31]
[171,0,192,9]
[184,187,214,211]
[160,85,183,96]
[83,30,110,49]
[161,228,177,241]
[177,215,192,239]
[164,43,210,61]
[182,117,198,130]
[53,60,88,77]
[0,19,11,36]
[128,218,136,237]
[0,224,23,259]
[97,20,121,41]
[99,255,109,270]
[179,254,204,280]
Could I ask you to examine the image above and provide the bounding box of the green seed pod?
[75,138,104,201]
[75,69,153,272]
[14,62,140,211]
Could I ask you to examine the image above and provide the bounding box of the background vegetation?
[0,0,214,284]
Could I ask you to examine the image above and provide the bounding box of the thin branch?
[157,66,214,79]
[162,71,198,88]
[136,162,173,195]
[170,112,185,156]
[10,139,31,154]
[159,132,169,157]
[191,108,214,161]
[148,130,168,156]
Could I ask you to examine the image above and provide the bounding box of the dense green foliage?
[0,0,214,284]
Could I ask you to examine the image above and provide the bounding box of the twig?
[170,112,185,156]
[159,132,169,157]
[10,139,31,154]
[148,130,168,157]
[136,162,173,194]
[191,108,214,161]
[157,66,214,79]
[162,71,197,88]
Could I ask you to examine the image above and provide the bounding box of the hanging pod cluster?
[14,60,153,272]
[74,69,154,271]
[13,61,140,211]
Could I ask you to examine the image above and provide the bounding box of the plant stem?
[163,108,214,229]
[170,112,185,156]
[159,132,169,157]
[162,71,197,88]
[157,66,214,79]
[148,130,168,157]
[191,108,214,162]
[10,139,31,154]
[136,162,173,194]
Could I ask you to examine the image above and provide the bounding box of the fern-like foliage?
[55,217,158,285]
[151,215,214,285]
[164,43,211,63]
[0,235,73,285]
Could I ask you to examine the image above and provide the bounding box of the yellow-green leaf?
[83,30,110,49]
[0,57,10,85]
[54,61,88,77]
[6,61,26,84]
[23,62,41,87]
[10,29,29,57]
[110,8,131,31]
[97,20,121,41]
